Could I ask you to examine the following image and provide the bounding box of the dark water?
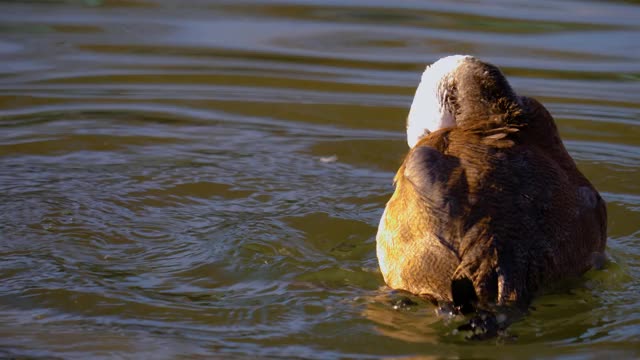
[1,0,639,358]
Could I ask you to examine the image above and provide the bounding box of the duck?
[376,55,607,314]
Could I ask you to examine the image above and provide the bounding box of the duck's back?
[376,110,606,309]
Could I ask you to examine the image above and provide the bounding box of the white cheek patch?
[406,55,471,148]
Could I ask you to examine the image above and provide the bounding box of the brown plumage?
[376,56,607,311]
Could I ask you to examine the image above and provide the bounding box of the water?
[1,0,639,358]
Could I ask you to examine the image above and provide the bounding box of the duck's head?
[406,55,522,148]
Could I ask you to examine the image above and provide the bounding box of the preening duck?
[376,55,607,313]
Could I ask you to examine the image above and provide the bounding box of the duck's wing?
[401,128,541,309]
[397,132,503,309]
